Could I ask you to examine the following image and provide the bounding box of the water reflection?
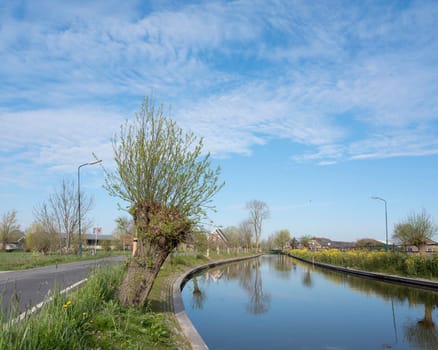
[310,264,438,349]
[243,259,271,315]
[302,267,313,288]
[403,296,438,350]
[404,312,438,350]
[182,255,438,349]
[190,276,206,310]
[189,259,272,315]
[265,254,294,280]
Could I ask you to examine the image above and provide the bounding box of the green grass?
[0,262,180,349]
[86,301,180,349]
[1,251,255,349]
[0,251,129,271]
[1,263,125,349]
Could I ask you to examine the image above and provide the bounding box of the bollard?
[132,238,138,256]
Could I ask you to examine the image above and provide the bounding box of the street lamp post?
[371,196,388,251]
[78,159,102,256]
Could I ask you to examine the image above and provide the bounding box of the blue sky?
[1,0,437,242]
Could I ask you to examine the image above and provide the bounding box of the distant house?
[404,238,438,253]
[308,239,322,250]
[282,241,291,251]
[2,242,20,251]
[208,228,229,247]
[0,233,25,251]
[308,237,355,251]
[330,240,356,250]
[85,234,113,251]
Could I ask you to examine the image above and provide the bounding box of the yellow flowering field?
[290,249,438,280]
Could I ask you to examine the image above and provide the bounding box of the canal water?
[181,254,438,350]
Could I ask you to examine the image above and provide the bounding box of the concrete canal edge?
[172,254,261,350]
[289,254,438,291]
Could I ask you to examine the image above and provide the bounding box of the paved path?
[0,256,125,318]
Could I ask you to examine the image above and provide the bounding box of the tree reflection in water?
[190,276,206,310]
[301,259,438,349]
[404,300,438,349]
[190,258,272,315]
[265,254,294,280]
[244,259,271,315]
[302,267,313,288]
[224,259,271,315]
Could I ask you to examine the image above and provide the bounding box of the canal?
[181,254,438,350]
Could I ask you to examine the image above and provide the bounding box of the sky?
[1,0,438,243]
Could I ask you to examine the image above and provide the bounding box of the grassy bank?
[0,251,129,271]
[290,248,438,280]
[1,263,125,349]
[1,251,254,349]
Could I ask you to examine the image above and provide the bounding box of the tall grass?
[1,264,124,349]
[1,251,254,349]
[290,249,438,279]
[0,254,205,349]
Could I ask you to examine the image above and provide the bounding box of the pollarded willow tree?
[392,209,437,251]
[104,97,224,306]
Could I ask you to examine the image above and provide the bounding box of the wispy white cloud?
[348,129,438,160]
[294,126,438,165]
[176,80,345,156]
[0,0,437,173]
[0,0,261,108]
[0,107,123,186]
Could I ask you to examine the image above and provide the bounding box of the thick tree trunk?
[118,203,190,306]
[118,244,170,306]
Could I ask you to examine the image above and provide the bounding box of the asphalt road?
[0,256,125,319]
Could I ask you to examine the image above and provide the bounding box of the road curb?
[172,255,261,350]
